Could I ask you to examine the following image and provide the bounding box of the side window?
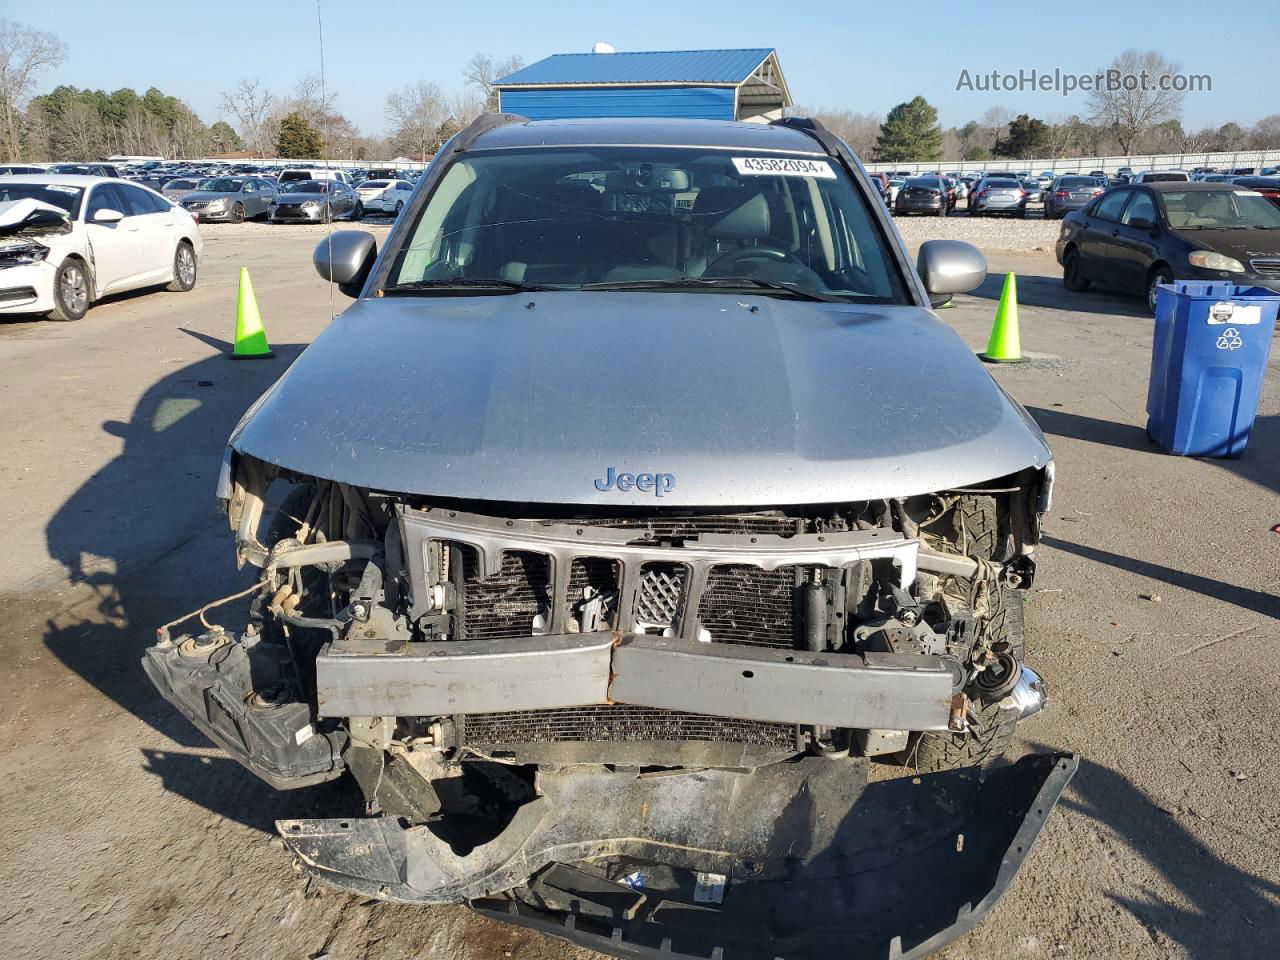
[1122,191,1157,225]
[86,184,127,220]
[242,181,256,193]
[119,184,164,215]
[1094,190,1131,221]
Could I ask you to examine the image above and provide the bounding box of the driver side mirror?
[91,208,124,224]
[1128,216,1155,231]
[916,239,987,307]
[314,230,377,298]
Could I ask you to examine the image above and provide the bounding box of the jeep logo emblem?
[594,466,675,497]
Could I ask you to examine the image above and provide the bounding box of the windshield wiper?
[581,276,849,303]
[384,278,551,295]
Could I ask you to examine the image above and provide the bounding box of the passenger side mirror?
[1128,216,1155,231]
[314,230,377,298]
[92,208,124,224]
[916,239,987,307]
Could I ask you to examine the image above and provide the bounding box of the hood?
[1181,228,1280,265]
[0,198,70,236]
[275,191,327,202]
[180,191,236,204]
[231,292,1051,507]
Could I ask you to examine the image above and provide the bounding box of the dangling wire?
[316,0,336,321]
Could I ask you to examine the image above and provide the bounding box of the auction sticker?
[733,156,835,179]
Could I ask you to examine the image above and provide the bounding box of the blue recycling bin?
[1146,281,1279,457]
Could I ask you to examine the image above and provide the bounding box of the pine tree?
[873,97,943,163]
[275,111,321,158]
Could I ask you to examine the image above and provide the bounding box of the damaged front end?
[143,452,1075,958]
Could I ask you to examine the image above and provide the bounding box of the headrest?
[693,187,771,240]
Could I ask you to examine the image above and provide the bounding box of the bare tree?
[464,53,524,111]
[980,107,1012,154]
[219,78,274,155]
[792,106,882,158]
[288,74,338,131]
[385,81,448,159]
[1086,49,1185,155]
[1250,114,1280,150]
[1042,115,1076,158]
[0,19,67,161]
[57,101,102,161]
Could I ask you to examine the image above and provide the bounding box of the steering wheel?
[704,245,790,276]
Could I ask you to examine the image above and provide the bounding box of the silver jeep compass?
[144,114,1076,959]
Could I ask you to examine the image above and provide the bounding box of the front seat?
[686,187,773,276]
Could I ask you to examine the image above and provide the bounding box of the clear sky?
[12,0,1277,136]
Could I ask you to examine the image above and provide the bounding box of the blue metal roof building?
[494,48,792,123]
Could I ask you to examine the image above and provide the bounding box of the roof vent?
[591,42,616,54]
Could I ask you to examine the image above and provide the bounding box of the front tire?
[351,202,364,221]
[898,586,1025,773]
[48,258,90,322]
[166,242,197,292]
[1147,266,1173,315]
[394,199,403,216]
[231,202,245,223]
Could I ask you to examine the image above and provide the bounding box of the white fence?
[862,148,1280,176]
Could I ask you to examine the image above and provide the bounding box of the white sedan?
[355,178,414,216]
[0,175,202,322]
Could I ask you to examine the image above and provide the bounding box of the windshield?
[0,182,84,217]
[986,179,1021,188]
[1058,177,1098,189]
[197,178,244,193]
[359,180,389,189]
[1161,189,1280,229]
[385,147,908,303]
[283,180,327,193]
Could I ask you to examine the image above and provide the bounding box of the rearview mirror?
[91,208,124,224]
[916,239,987,306]
[313,230,377,298]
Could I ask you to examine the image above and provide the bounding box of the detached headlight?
[1189,250,1244,272]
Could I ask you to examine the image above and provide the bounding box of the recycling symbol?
[1216,327,1243,350]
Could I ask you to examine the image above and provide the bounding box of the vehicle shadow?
[140,748,359,832]
[1027,406,1280,495]
[1035,744,1280,957]
[964,271,1149,318]
[1042,536,1280,620]
[42,344,307,748]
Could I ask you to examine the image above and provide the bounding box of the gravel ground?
[892,206,1062,254]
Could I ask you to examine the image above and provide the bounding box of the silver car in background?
[969,176,1028,217]
[268,179,362,223]
[179,177,277,223]
[160,178,203,201]
[1043,175,1106,219]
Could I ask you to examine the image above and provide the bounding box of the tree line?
[3,24,1276,166]
[807,49,1280,164]
[0,18,520,162]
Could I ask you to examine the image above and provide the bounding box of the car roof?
[469,116,826,155]
[1134,181,1249,192]
[0,174,138,187]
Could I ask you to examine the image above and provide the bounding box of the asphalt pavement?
[0,229,1276,960]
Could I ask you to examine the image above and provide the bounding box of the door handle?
[1111,230,1120,237]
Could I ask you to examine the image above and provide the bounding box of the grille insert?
[575,515,801,539]
[1249,258,1280,277]
[460,705,794,747]
[635,563,685,629]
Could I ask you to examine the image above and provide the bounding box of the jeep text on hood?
[145,114,1075,960]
